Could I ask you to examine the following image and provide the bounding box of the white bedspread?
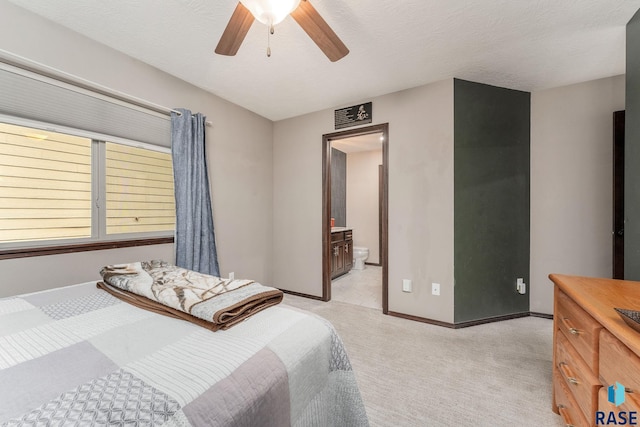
[0,282,369,426]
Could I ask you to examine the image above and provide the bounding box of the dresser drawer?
[600,330,640,397]
[554,370,589,427]
[556,331,600,425]
[598,386,640,424]
[557,291,602,372]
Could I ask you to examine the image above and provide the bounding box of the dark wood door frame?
[613,110,625,279]
[322,123,389,314]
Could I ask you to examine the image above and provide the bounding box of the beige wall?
[274,79,455,323]
[0,245,174,298]
[346,149,383,264]
[0,2,274,296]
[530,75,625,314]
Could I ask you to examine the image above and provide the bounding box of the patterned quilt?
[0,282,369,426]
[100,260,284,331]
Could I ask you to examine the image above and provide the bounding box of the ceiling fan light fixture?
[216,0,348,61]
[240,0,301,26]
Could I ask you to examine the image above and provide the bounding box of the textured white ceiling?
[6,0,640,121]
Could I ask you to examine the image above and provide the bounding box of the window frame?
[0,115,175,258]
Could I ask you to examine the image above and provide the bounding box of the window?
[105,142,175,235]
[0,121,175,251]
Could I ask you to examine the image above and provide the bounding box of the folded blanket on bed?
[99,260,283,331]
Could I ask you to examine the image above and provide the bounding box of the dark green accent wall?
[625,10,640,280]
[331,148,347,227]
[454,79,530,323]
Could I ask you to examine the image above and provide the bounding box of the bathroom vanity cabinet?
[331,229,353,279]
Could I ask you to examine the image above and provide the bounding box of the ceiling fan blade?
[215,2,254,56]
[290,0,349,62]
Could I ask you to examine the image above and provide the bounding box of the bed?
[0,280,368,426]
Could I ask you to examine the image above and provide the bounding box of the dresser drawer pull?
[557,405,575,427]
[561,317,580,335]
[558,362,579,385]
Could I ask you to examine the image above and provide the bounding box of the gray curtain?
[171,108,220,276]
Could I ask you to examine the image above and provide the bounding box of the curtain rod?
[0,49,212,126]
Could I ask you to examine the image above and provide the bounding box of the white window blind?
[0,122,92,243]
[0,63,171,148]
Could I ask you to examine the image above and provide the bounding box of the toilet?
[352,247,369,270]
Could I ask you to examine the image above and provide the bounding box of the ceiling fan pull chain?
[267,21,273,57]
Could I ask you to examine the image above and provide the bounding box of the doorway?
[322,123,389,313]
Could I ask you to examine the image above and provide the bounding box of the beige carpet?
[283,294,565,427]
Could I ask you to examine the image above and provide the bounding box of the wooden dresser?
[550,274,640,427]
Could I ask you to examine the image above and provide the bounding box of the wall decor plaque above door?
[334,102,372,129]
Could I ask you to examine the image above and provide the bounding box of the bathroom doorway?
[322,123,389,313]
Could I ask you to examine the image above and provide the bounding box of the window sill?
[0,237,174,261]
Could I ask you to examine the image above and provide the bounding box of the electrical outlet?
[402,279,412,293]
[229,272,235,281]
[516,278,526,294]
[431,282,440,296]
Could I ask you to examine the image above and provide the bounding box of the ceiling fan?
[215,0,349,62]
